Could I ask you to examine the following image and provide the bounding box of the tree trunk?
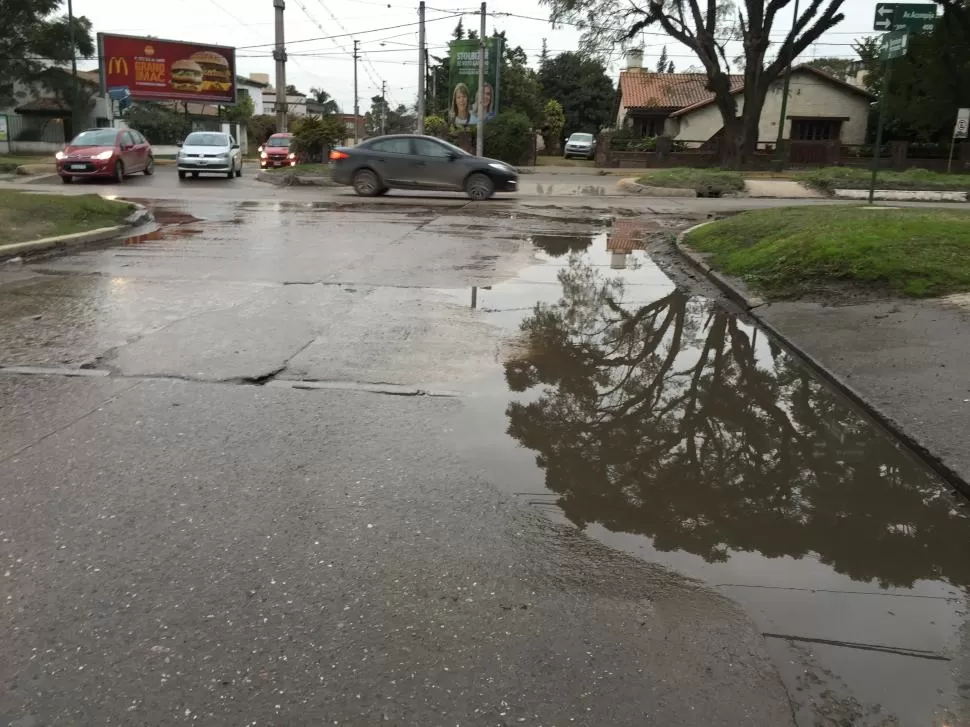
[720,117,743,169]
[739,84,769,166]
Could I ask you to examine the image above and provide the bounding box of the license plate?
[198,160,208,165]
[69,164,86,170]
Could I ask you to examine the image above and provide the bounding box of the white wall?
[672,70,871,145]
[238,84,265,116]
[9,141,62,154]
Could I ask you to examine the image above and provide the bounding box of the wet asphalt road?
[1,199,969,726]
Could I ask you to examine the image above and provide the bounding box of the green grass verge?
[0,190,134,246]
[0,155,54,173]
[263,163,332,175]
[795,166,970,192]
[684,206,970,298]
[637,168,745,197]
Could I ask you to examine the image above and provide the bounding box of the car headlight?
[93,150,114,160]
[55,151,65,160]
[288,152,296,159]
[260,151,268,159]
[488,162,511,172]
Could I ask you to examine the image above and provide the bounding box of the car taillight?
[329,150,349,161]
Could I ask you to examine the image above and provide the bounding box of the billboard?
[98,33,237,104]
[447,38,502,127]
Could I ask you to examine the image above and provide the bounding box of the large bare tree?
[541,0,848,166]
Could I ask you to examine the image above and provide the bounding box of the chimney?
[626,49,644,72]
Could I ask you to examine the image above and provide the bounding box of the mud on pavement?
[0,199,968,727]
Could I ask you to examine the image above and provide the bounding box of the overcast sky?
[73,0,884,113]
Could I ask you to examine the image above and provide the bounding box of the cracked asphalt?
[2,197,968,726]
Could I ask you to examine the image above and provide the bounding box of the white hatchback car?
[177,131,243,180]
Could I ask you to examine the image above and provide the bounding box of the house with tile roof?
[615,52,874,147]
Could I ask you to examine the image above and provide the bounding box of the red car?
[56,128,154,184]
[260,132,297,169]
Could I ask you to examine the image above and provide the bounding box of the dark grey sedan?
[329,135,518,200]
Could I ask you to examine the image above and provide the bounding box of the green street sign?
[873,3,937,33]
[881,28,910,59]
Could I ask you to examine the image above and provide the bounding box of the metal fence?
[6,114,66,144]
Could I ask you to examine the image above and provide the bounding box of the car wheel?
[178,170,187,180]
[61,175,73,184]
[235,163,242,178]
[144,156,155,175]
[352,169,381,197]
[114,161,125,184]
[465,172,494,201]
[226,162,235,180]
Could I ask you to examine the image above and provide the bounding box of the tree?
[656,45,669,73]
[484,111,534,163]
[291,115,347,161]
[540,99,566,154]
[538,52,615,136]
[806,56,854,80]
[126,103,193,144]
[309,87,340,115]
[453,18,465,39]
[221,93,255,125]
[494,32,544,122]
[543,0,848,167]
[285,84,303,96]
[363,95,415,136]
[504,254,970,589]
[1,0,95,111]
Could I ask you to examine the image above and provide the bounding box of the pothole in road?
[444,217,970,727]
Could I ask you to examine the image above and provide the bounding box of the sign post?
[869,29,909,204]
[948,107,969,173]
[872,3,937,32]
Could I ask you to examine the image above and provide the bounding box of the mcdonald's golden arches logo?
[108,57,128,76]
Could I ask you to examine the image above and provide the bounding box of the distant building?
[615,52,874,145]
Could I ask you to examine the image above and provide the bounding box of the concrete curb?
[674,222,970,497]
[616,178,698,197]
[256,170,339,187]
[0,200,152,261]
[833,188,970,202]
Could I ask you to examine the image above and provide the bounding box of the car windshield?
[71,130,118,146]
[266,137,290,147]
[184,133,228,147]
[570,133,593,142]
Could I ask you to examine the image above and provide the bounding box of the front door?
[410,138,464,190]
[366,137,415,185]
[121,130,143,172]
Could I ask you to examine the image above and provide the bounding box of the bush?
[424,115,450,138]
[483,111,533,165]
[126,104,192,145]
[290,115,347,162]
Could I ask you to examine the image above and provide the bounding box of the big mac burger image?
[170,59,203,92]
[190,51,232,92]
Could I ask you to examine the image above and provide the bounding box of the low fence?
[5,114,67,154]
[597,134,970,172]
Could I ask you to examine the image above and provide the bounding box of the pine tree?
[656,46,669,73]
[540,38,549,66]
[667,60,675,73]
[453,19,464,40]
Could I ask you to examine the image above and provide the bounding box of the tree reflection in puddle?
[504,256,970,592]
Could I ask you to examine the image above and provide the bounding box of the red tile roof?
[619,70,743,111]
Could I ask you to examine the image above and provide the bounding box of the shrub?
[290,115,347,162]
[424,115,450,138]
[483,111,533,165]
[126,104,192,145]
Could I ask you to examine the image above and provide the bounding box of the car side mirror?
[447,152,460,161]
[231,143,240,150]
[176,141,183,147]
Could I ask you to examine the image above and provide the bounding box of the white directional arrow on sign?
[874,3,895,29]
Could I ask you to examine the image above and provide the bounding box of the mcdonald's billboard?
[98,33,237,104]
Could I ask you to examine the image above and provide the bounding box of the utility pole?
[417,0,426,134]
[380,80,387,135]
[353,40,360,144]
[273,0,288,131]
[67,0,79,137]
[772,0,799,170]
[476,1,486,156]
[428,50,435,115]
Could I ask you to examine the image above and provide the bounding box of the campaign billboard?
[98,33,237,104]
[447,38,502,127]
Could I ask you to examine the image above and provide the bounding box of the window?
[368,138,411,154]
[129,130,146,145]
[71,129,120,146]
[790,119,843,141]
[633,117,666,137]
[413,138,452,158]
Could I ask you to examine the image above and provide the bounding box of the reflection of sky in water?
[451,226,970,727]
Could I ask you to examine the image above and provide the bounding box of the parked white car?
[563,132,596,160]
[177,131,243,180]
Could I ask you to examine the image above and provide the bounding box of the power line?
[235,14,461,51]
